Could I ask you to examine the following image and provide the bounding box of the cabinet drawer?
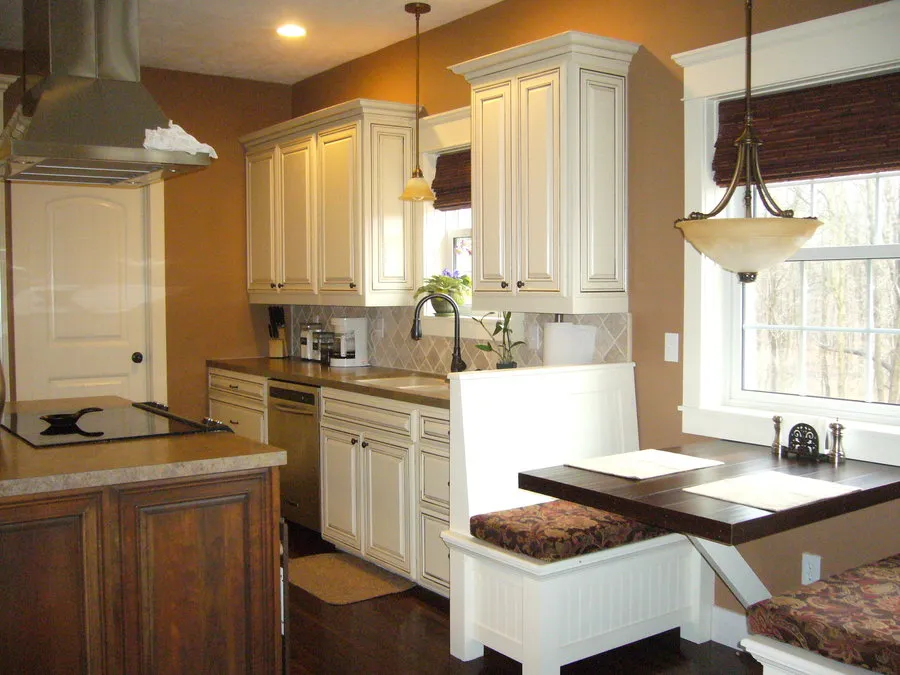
[419,413,450,444]
[321,396,413,437]
[419,511,450,592]
[419,446,449,510]
[209,399,266,443]
[209,369,266,402]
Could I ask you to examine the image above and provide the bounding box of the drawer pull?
[229,419,240,425]
[228,384,239,390]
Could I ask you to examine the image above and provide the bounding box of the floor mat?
[288,552,414,605]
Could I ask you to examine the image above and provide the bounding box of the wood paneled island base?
[0,397,285,674]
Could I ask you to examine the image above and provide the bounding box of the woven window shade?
[431,149,471,211]
[713,71,900,187]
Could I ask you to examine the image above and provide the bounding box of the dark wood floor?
[286,523,762,674]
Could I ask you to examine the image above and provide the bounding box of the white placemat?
[683,471,862,512]
[565,449,724,480]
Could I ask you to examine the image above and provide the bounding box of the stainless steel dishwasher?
[268,380,320,532]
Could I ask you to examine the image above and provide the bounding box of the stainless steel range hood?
[0,0,213,187]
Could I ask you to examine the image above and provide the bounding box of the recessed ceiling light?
[277,24,307,38]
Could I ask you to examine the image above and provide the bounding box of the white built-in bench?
[741,553,900,675]
[443,363,712,675]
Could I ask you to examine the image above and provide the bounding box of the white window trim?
[673,2,900,466]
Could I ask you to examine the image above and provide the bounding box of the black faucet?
[411,293,467,373]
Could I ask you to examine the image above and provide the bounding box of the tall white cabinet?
[241,100,417,306]
[451,32,638,314]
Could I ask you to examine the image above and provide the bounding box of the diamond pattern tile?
[290,305,631,374]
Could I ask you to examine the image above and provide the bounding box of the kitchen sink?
[355,375,449,393]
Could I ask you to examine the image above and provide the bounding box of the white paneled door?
[11,184,151,401]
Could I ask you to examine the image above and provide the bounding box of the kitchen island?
[0,397,286,675]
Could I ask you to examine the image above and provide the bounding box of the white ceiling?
[0,0,505,84]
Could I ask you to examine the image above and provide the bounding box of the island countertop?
[0,396,286,498]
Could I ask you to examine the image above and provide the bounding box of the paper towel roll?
[543,323,597,366]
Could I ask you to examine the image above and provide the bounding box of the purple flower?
[441,268,460,278]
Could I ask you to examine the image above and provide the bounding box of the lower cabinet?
[0,469,280,674]
[319,388,451,596]
[208,368,267,443]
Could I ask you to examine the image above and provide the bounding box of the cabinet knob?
[277,283,284,289]
[516,280,525,289]
[500,281,509,289]
[361,441,369,448]
[270,282,277,289]
[350,437,359,445]
[349,282,357,289]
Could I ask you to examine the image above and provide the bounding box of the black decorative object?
[788,422,820,458]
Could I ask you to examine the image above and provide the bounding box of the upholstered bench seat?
[470,499,670,562]
[746,553,900,674]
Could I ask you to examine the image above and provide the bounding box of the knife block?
[268,338,287,358]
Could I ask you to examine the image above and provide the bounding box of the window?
[675,2,900,465]
[735,172,900,409]
[422,204,473,312]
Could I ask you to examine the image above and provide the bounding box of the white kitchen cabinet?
[320,422,362,551]
[416,409,451,596]
[207,368,267,443]
[241,100,416,307]
[319,389,416,577]
[452,32,637,314]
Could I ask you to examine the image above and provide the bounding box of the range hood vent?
[0,0,213,187]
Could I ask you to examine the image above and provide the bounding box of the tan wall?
[291,0,894,612]
[141,68,291,420]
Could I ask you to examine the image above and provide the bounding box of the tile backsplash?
[290,306,630,374]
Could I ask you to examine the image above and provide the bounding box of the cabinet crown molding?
[450,31,639,83]
[240,98,417,150]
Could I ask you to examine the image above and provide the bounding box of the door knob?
[131,352,144,364]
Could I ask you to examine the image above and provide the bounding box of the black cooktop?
[0,402,231,448]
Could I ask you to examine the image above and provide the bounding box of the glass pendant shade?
[676,217,821,277]
[400,171,435,201]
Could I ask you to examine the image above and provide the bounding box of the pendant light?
[400,2,435,202]
[675,0,822,283]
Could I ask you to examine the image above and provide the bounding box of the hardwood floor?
[286,523,762,674]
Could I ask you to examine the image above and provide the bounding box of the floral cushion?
[747,553,900,674]
[469,499,669,562]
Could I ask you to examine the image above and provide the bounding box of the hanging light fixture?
[400,2,435,202]
[675,0,822,283]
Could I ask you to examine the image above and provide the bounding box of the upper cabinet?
[241,100,417,306]
[451,32,638,314]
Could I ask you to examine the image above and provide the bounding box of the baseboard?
[711,605,749,649]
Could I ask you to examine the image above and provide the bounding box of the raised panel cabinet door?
[580,70,627,293]
[117,471,278,675]
[370,123,414,291]
[419,511,450,592]
[362,435,413,574]
[247,148,279,291]
[0,491,106,675]
[209,397,266,443]
[318,123,361,294]
[319,423,362,551]
[280,136,317,293]
[518,69,561,294]
[472,81,514,294]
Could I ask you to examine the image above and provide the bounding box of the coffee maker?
[328,317,369,367]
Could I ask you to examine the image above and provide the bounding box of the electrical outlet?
[664,333,680,363]
[802,552,822,584]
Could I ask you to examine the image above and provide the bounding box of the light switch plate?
[664,333,680,363]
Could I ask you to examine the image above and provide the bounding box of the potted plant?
[414,269,472,316]
[473,311,525,368]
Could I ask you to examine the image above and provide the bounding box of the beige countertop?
[207,357,450,409]
[0,397,286,498]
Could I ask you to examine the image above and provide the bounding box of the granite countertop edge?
[0,450,287,498]
[207,357,450,409]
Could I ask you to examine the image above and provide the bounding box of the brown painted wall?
[141,68,291,420]
[291,0,894,612]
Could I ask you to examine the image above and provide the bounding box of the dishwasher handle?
[270,400,316,416]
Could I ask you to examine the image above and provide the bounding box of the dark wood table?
[518,439,900,607]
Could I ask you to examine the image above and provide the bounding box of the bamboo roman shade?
[713,71,900,186]
[431,149,471,211]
